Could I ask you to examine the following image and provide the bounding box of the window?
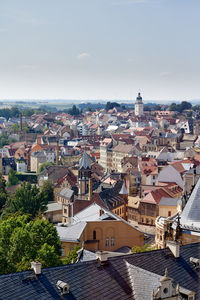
[151,219,154,225]
[111,237,115,246]
[146,218,149,224]
[93,230,96,240]
[61,248,65,256]
[168,211,171,217]
[105,237,109,247]
[163,288,168,294]
[64,209,67,214]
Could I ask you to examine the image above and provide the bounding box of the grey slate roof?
[181,177,200,228]
[159,197,180,207]
[127,262,162,300]
[119,181,128,195]
[0,243,199,299]
[78,249,97,262]
[56,222,86,242]
[79,151,91,169]
[59,188,74,200]
[46,202,63,213]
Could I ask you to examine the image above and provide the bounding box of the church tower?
[78,152,93,200]
[135,92,144,117]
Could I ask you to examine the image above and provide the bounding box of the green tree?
[68,105,80,116]
[186,111,193,118]
[105,102,120,111]
[7,169,19,187]
[0,133,11,148]
[41,180,54,202]
[169,101,192,113]
[0,173,8,212]
[55,120,64,126]
[62,245,81,265]
[131,244,157,254]
[5,183,48,218]
[0,215,61,274]
[38,161,55,173]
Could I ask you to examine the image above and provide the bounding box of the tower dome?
[136,92,143,103]
[135,92,144,116]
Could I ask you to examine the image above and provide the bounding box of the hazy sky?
[0,0,200,101]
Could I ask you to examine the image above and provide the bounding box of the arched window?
[105,237,109,247]
[93,230,96,240]
[111,237,115,246]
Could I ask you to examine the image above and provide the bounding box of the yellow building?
[56,220,144,257]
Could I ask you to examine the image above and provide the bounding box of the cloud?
[77,53,90,60]
[159,71,172,77]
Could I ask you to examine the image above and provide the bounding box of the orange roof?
[141,188,170,205]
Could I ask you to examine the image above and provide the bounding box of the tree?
[0,133,11,148]
[41,180,54,202]
[68,105,80,116]
[5,183,48,218]
[38,161,55,173]
[0,215,61,274]
[131,244,157,254]
[7,169,19,187]
[169,101,192,113]
[10,121,31,134]
[62,245,81,265]
[55,120,64,126]
[0,174,8,212]
[105,102,120,111]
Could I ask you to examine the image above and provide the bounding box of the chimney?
[96,251,109,263]
[31,261,42,275]
[99,209,104,217]
[56,140,59,165]
[20,114,23,132]
[89,177,93,200]
[166,241,180,258]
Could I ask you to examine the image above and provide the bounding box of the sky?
[0,0,200,101]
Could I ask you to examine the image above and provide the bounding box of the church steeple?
[135,92,144,117]
[78,152,93,200]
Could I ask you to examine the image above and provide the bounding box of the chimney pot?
[96,251,109,263]
[166,241,180,258]
[99,209,104,217]
[31,261,42,275]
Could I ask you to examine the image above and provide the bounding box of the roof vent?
[56,280,70,295]
[190,257,200,269]
[31,261,42,275]
[166,241,180,258]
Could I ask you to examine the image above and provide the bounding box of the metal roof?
[56,222,87,242]
[59,188,74,199]
[119,182,128,195]
[45,202,63,213]
[79,152,91,169]
[181,177,200,228]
